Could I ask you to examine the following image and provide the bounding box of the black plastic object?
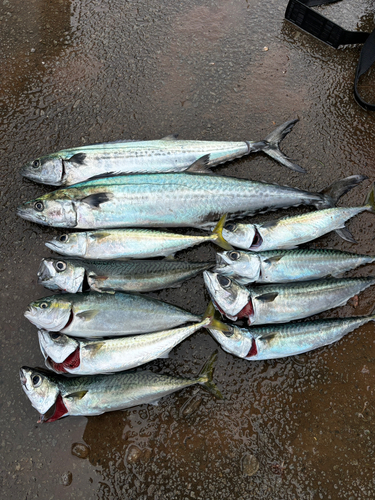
[285,0,375,111]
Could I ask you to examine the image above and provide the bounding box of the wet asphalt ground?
[1,0,375,498]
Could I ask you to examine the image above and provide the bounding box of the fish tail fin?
[251,119,305,173]
[318,175,368,209]
[364,182,375,213]
[203,301,232,332]
[196,350,223,400]
[211,214,233,250]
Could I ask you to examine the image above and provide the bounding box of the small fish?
[38,305,226,375]
[215,248,375,284]
[44,215,231,260]
[203,271,375,324]
[222,182,375,249]
[209,313,375,360]
[38,257,215,293]
[24,292,201,337]
[20,351,222,422]
[16,173,366,229]
[20,119,303,186]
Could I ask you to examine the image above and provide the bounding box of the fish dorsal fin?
[80,192,113,208]
[186,154,213,174]
[263,255,284,264]
[162,134,179,140]
[83,342,105,353]
[68,153,87,165]
[75,309,99,321]
[65,390,88,400]
[254,292,278,302]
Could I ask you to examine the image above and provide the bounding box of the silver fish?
[38,257,214,293]
[20,120,303,186]
[215,248,375,285]
[38,309,226,375]
[209,314,375,360]
[20,352,222,422]
[203,271,375,324]
[16,173,366,229]
[222,184,374,249]
[44,215,231,260]
[24,292,201,337]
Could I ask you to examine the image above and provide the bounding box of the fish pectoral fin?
[335,227,357,244]
[161,134,179,140]
[80,192,113,208]
[158,350,171,359]
[75,309,99,321]
[263,255,285,264]
[65,390,88,400]
[185,154,213,174]
[88,232,112,241]
[83,342,105,353]
[260,219,279,229]
[67,152,86,165]
[257,331,278,342]
[254,292,278,302]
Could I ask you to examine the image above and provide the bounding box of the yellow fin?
[211,214,233,251]
[203,301,232,333]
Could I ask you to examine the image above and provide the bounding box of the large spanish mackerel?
[24,292,201,337]
[16,173,366,229]
[20,119,303,186]
[20,352,222,422]
[203,272,375,324]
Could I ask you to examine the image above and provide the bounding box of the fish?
[37,257,215,293]
[215,248,375,285]
[16,173,366,229]
[203,271,375,324]
[38,306,226,375]
[24,292,202,337]
[20,119,303,186]
[20,351,223,422]
[209,313,375,360]
[44,214,231,260]
[222,183,375,249]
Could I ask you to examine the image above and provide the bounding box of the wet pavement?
[1,0,375,498]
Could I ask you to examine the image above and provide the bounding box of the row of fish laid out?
[20,119,304,187]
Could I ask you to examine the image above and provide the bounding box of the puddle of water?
[1,0,375,498]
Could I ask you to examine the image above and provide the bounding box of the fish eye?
[217,275,232,288]
[55,261,66,272]
[229,251,240,261]
[40,302,49,309]
[51,332,61,340]
[32,159,40,168]
[224,222,237,232]
[32,375,42,387]
[59,234,68,242]
[34,201,44,212]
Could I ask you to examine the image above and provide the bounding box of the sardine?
[209,313,375,360]
[16,173,366,229]
[203,271,375,324]
[222,184,374,249]
[38,308,226,375]
[20,120,303,186]
[44,215,231,260]
[215,248,375,285]
[38,257,214,293]
[20,352,222,422]
[24,292,201,337]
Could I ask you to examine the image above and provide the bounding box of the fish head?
[45,233,87,257]
[222,222,256,250]
[38,330,79,364]
[203,271,250,320]
[209,325,253,358]
[215,250,260,283]
[37,258,85,293]
[20,154,63,186]
[24,296,72,331]
[17,197,77,227]
[20,366,59,415]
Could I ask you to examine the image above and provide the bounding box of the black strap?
[285,0,375,111]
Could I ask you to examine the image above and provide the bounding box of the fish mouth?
[19,368,27,386]
[214,252,231,271]
[17,206,47,225]
[45,240,62,253]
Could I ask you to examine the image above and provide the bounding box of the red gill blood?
[245,338,258,358]
[43,394,68,423]
[47,347,80,373]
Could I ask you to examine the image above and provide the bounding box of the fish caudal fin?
[251,119,306,173]
[203,301,232,333]
[211,214,233,250]
[196,351,223,400]
[364,182,375,213]
[319,175,368,209]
